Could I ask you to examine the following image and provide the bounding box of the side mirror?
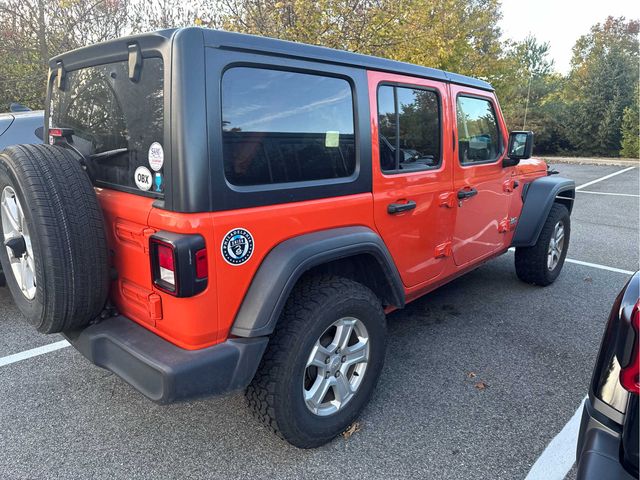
[503,131,534,167]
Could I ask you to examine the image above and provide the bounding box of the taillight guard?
[150,232,207,297]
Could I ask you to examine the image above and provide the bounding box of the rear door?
[450,86,511,267]
[369,71,455,287]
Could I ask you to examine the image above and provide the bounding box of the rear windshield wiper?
[90,148,128,161]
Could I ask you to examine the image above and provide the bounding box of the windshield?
[49,58,164,197]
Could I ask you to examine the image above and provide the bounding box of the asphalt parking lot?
[0,163,638,480]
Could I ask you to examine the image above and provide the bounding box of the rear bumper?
[576,398,636,480]
[63,316,268,404]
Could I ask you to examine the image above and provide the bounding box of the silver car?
[0,105,44,150]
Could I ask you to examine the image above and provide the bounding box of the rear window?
[221,67,356,187]
[49,58,164,196]
[377,85,441,173]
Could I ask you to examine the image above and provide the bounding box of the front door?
[369,71,455,287]
[450,86,511,267]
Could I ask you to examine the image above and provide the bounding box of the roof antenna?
[522,71,533,130]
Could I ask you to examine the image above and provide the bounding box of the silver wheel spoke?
[307,343,331,368]
[333,374,352,404]
[19,257,27,291]
[1,200,19,235]
[332,318,356,351]
[342,341,368,369]
[305,376,331,407]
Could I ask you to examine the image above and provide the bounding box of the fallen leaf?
[467,372,477,379]
[474,381,488,391]
[342,421,362,439]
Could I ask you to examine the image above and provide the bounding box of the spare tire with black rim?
[0,144,109,333]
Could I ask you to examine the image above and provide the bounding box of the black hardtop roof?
[203,29,494,91]
[49,27,493,92]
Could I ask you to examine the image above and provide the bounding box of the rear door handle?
[387,200,416,214]
[457,188,478,200]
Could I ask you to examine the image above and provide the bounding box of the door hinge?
[435,241,453,258]
[148,293,163,321]
[502,179,514,192]
[439,192,456,208]
[503,179,520,192]
[499,217,518,233]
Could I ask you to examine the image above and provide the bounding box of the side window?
[456,96,501,164]
[377,84,441,174]
[221,67,356,187]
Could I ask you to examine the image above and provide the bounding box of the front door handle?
[457,188,478,200]
[387,200,416,214]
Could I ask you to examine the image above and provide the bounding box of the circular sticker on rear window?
[134,166,153,191]
[148,142,164,171]
[221,228,254,265]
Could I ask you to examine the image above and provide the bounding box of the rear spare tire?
[0,144,109,333]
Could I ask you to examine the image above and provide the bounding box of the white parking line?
[0,340,70,367]
[525,396,587,480]
[577,190,639,198]
[563,258,635,275]
[575,166,636,191]
[507,248,635,275]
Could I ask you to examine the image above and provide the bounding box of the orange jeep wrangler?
[0,28,575,448]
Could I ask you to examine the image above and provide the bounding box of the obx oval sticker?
[134,166,153,191]
[221,228,254,265]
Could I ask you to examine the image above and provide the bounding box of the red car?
[0,28,575,447]
[577,272,639,479]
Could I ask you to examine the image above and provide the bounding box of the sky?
[500,0,639,74]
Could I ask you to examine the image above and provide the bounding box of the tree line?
[0,0,638,157]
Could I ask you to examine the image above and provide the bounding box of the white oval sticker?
[148,142,164,171]
[134,166,153,191]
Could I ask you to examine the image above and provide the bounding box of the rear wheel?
[0,144,109,333]
[515,203,570,286]
[246,275,386,448]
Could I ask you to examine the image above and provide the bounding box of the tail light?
[620,303,640,394]
[150,232,207,297]
[48,127,74,145]
[153,240,177,291]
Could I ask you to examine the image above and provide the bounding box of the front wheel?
[515,203,570,286]
[246,275,386,448]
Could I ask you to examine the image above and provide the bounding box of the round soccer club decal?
[221,228,254,265]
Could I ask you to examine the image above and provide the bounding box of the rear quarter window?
[49,58,164,196]
[221,67,356,187]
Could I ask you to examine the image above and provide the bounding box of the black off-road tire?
[246,275,386,448]
[0,144,109,333]
[515,203,570,286]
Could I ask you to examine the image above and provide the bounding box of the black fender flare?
[230,226,405,338]
[511,176,575,248]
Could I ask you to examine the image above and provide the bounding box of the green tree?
[221,0,506,80]
[564,16,639,156]
[0,0,130,110]
[620,85,639,158]
[496,36,571,154]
